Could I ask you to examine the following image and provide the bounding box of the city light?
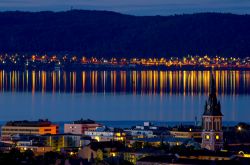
[0,54,249,69]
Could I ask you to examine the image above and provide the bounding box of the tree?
[159,142,170,151]
[131,142,143,150]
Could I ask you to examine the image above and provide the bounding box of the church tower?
[201,73,223,151]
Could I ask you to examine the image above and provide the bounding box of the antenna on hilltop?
[70,6,74,11]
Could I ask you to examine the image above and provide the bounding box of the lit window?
[216,135,219,140]
[111,152,116,157]
[206,135,210,140]
[95,136,100,142]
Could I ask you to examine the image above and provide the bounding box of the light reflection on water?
[0,70,249,122]
[0,70,249,95]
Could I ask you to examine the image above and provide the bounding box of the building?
[80,136,92,147]
[136,152,238,165]
[136,155,177,165]
[43,133,82,151]
[201,73,224,151]
[124,122,157,139]
[170,126,202,139]
[16,139,53,156]
[123,151,151,165]
[135,122,158,130]
[170,130,201,139]
[78,141,125,162]
[1,119,58,141]
[64,119,102,135]
[0,141,12,152]
[84,126,126,142]
[124,129,154,139]
[131,137,192,147]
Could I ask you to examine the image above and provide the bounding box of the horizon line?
[0,9,249,17]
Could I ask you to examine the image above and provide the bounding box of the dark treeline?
[0,10,250,58]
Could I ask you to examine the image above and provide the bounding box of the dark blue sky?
[0,0,250,15]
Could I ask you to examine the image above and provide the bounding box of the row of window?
[1,132,35,135]
[2,129,39,132]
[85,132,114,136]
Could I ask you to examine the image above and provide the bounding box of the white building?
[124,129,154,138]
[124,122,157,138]
[84,126,125,142]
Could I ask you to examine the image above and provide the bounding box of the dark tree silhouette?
[0,10,250,58]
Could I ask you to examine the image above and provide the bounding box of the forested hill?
[0,10,250,58]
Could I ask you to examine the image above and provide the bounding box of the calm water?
[0,70,249,122]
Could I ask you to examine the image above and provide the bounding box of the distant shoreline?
[0,65,250,71]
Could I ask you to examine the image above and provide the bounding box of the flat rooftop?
[72,119,98,124]
[5,119,54,127]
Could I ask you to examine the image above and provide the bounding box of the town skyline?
[0,0,249,164]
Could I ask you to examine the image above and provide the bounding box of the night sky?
[0,0,250,15]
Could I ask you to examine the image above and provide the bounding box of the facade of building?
[16,140,53,156]
[124,122,157,139]
[124,129,154,139]
[84,126,126,142]
[64,119,102,135]
[170,130,202,139]
[201,74,224,151]
[135,122,158,130]
[1,119,58,141]
[43,134,82,151]
[78,141,124,162]
[131,137,192,147]
[136,153,237,165]
[123,152,150,165]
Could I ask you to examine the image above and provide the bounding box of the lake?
[0,70,249,122]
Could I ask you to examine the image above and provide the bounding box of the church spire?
[201,71,224,151]
[203,71,223,116]
[210,72,216,95]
